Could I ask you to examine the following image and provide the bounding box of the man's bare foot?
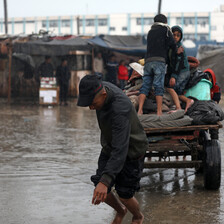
[185,99,194,113]
[131,212,144,224]
[111,207,128,224]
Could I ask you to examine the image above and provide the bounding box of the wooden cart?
[144,122,223,190]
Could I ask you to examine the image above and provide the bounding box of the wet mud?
[0,100,224,224]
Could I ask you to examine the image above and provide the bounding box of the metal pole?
[8,39,12,103]
[158,0,162,14]
[3,0,8,34]
[92,48,94,74]
[77,16,80,35]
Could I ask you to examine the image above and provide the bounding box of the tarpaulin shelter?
[13,36,92,56]
[88,35,147,56]
[88,35,220,58]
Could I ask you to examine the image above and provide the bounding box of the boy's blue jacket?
[167,26,189,79]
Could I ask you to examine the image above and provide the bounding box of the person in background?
[118,60,129,90]
[128,59,135,79]
[138,14,176,116]
[93,52,104,79]
[106,55,118,86]
[77,74,148,224]
[38,55,54,78]
[56,58,71,106]
[165,25,194,113]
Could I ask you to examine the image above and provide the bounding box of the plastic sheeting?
[13,37,92,56]
[197,45,224,91]
[88,35,147,56]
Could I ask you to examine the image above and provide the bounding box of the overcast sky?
[0,0,224,18]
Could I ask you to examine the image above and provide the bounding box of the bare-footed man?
[77,74,148,224]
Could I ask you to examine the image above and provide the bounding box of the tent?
[88,35,147,56]
[13,36,92,56]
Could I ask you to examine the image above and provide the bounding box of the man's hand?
[92,182,108,205]
[169,77,176,87]
[177,46,184,54]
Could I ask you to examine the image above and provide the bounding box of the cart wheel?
[203,139,221,190]
[196,131,208,173]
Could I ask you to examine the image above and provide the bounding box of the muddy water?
[0,100,224,224]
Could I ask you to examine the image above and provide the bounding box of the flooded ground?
[0,99,224,224]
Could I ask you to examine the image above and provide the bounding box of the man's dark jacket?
[56,65,71,85]
[38,62,54,77]
[96,82,148,187]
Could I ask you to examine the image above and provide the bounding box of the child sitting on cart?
[165,26,194,113]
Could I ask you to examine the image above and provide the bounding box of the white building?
[1,5,224,42]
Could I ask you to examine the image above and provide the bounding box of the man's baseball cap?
[77,74,103,107]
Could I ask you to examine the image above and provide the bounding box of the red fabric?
[204,68,216,84]
[118,65,129,80]
[211,84,220,99]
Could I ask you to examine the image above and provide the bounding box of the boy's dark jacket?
[96,82,148,187]
[145,23,176,63]
[167,26,189,79]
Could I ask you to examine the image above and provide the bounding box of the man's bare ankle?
[131,213,144,224]
[111,207,127,224]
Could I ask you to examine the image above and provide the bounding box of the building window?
[183,33,195,40]
[136,17,153,25]
[184,17,195,26]
[26,20,35,24]
[176,17,195,26]
[144,18,154,25]
[14,21,23,24]
[42,21,46,27]
[110,27,115,31]
[122,27,127,31]
[62,20,70,27]
[197,17,209,27]
[98,19,107,26]
[198,34,209,41]
[176,17,182,25]
[49,20,58,27]
[86,19,94,26]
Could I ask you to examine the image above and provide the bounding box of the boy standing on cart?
[138,14,176,116]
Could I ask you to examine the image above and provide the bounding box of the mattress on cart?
[139,109,193,128]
